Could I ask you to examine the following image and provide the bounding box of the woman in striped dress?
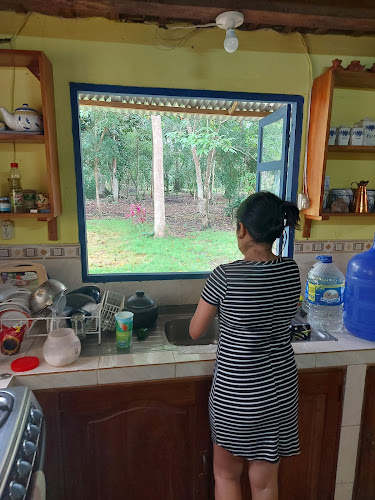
[190,192,301,500]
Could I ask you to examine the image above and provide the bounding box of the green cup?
[115,311,134,349]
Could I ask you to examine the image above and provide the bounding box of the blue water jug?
[344,234,375,340]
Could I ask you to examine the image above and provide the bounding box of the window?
[70,84,303,282]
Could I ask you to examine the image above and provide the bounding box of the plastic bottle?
[8,163,23,213]
[344,234,375,340]
[306,255,345,332]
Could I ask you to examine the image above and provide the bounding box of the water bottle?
[306,255,345,332]
[8,162,23,213]
[344,234,375,340]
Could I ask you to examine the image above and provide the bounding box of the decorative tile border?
[0,244,81,259]
[294,240,373,254]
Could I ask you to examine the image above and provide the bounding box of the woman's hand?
[189,298,218,340]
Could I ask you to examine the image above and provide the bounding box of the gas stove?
[0,386,44,500]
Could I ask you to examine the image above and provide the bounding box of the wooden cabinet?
[0,49,61,240]
[35,370,343,500]
[353,366,375,500]
[36,378,212,500]
[302,69,375,237]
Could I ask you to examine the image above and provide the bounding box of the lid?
[10,163,18,168]
[126,290,155,309]
[316,255,332,263]
[11,356,39,372]
[14,104,37,113]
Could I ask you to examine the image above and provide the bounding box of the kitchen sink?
[164,317,337,346]
[164,318,219,346]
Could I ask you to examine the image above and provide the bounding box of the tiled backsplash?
[0,240,371,303]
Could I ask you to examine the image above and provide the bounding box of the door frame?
[70,82,304,282]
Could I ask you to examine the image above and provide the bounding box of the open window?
[70,84,303,282]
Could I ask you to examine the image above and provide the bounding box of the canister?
[0,196,11,212]
[350,127,364,146]
[23,189,36,210]
[356,118,375,146]
[337,126,351,146]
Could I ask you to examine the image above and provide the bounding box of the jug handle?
[351,182,359,188]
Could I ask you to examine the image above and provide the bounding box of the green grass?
[87,219,242,274]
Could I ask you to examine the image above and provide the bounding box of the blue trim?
[70,82,304,282]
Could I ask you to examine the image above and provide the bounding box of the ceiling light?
[215,11,244,53]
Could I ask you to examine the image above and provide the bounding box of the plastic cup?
[115,311,134,349]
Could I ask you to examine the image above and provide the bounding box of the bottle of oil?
[8,162,23,213]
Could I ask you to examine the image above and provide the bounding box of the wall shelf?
[328,145,375,153]
[0,133,45,144]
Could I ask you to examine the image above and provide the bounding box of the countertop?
[1,305,375,391]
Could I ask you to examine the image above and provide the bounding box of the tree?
[151,115,166,238]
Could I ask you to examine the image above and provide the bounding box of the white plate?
[0,308,32,329]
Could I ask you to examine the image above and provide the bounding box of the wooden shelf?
[328,145,375,153]
[0,133,45,144]
[333,70,375,90]
[0,212,53,221]
[322,212,375,217]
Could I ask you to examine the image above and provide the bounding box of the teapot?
[0,104,43,133]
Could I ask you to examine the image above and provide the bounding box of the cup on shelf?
[328,128,337,145]
[337,126,351,146]
[349,127,364,146]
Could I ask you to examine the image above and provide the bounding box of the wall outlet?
[1,220,14,240]
[297,193,310,210]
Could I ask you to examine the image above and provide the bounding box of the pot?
[124,290,158,329]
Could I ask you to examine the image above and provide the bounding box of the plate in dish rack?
[0,308,32,328]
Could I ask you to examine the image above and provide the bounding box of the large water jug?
[344,234,375,340]
[307,255,345,333]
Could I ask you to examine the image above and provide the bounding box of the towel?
[177,344,217,354]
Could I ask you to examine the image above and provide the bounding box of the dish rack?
[0,290,125,345]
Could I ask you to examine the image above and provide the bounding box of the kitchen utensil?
[66,309,92,339]
[67,286,101,304]
[350,127,364,146]
[42,328,81,367]
[328,127,337,145]
[337,126,350,145]
[101,290,125,331]
[10,356,39,372]
[352,180,369,213]
[0,262,48,289]
[28,279,67,315]
[124,290,158,329]
[0,104,43,132]
[355,118,375,146]
[65,293,96,310]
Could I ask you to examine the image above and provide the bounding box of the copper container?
[352,180,369,213]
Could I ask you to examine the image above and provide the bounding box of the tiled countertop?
[1,308,375,391]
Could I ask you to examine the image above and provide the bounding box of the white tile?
[175,360,215,378]
[342,364,366,426]
[17,370,98,390]
[173,352,217,362]
[99,351,175,369]
[292,342,315,354]
[316,350,375,368]
[295,353,316,369]
[98,364,175,384]
[334,483,353,500]
[336,425,360,484]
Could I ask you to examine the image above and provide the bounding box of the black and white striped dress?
[201,256,301,463]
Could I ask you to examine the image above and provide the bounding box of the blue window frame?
[70,83,303,283]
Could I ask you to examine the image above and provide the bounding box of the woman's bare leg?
[213,443,244,500]
[248,460,279,500]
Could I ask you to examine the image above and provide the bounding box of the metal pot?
[124,290,158,329]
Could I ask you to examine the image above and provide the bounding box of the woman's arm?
[189,298,218,340]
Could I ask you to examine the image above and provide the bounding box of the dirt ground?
[85,192,236,236]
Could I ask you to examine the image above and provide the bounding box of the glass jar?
[0,197,11,212]
[42,328,81,367]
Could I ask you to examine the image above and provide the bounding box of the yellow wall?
[1,12,375,244]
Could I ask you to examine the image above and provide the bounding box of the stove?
[0,387,44,500]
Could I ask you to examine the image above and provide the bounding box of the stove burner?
[0,392,13,429]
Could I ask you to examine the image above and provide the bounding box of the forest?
[78,106,281,274]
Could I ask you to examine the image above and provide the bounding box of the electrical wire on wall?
[142,21,215,51]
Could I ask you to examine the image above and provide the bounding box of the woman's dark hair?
[236,192,300,245]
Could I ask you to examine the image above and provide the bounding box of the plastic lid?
[316,255,332,263]
[11,356,39,373]
[10,163,18,168]
[126,290,155,309]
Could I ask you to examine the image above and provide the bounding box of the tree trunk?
[112,157,119,202]
[93,124,107,212]
[151,115,166,238]
[136,135,139,200]
[186,119,210,229]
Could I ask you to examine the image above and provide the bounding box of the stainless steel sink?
[164,318,337,346]
[164,318,219,346]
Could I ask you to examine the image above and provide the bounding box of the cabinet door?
[58,378,211,500]
[353,366,375,500]
[239,370,344,500]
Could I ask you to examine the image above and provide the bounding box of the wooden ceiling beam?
[79,99,270,117]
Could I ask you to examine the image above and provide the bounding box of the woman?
[190,192,301,500]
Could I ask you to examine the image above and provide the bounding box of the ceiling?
[1,0,375,37]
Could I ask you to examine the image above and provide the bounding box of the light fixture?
[215,11,244,53]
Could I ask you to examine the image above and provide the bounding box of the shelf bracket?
[302,217,312,238]
[47,218,58,241]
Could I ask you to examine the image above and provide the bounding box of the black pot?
[124,290,158,329]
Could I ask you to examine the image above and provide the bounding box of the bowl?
[66,293,96,310]
[28,279,67,315]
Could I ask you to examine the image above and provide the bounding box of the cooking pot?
[124,290,158,329]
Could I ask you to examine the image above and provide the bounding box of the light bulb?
[224,28,239,53]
